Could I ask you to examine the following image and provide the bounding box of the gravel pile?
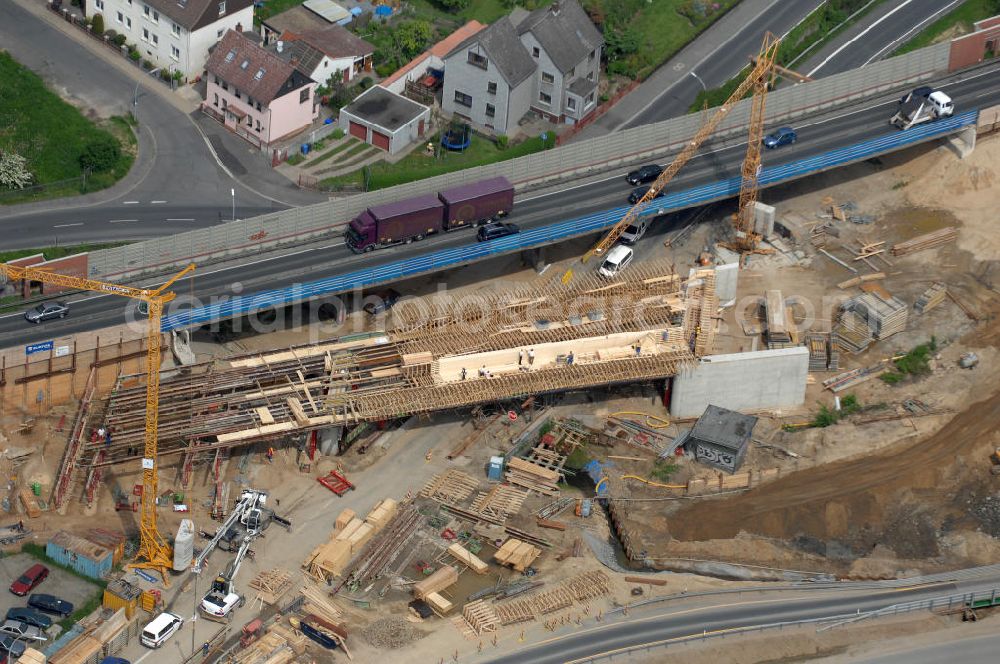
[362,617,418,649]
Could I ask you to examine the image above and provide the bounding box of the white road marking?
[133,651,154,663]
[123,201,139,205]
[150,200,167,204]
[108,219,138,223]
[166,218,195,221]
[53,223,83,228]
[808,0,917,77]
[861,0,963,66]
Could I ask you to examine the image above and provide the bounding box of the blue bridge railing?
[162,110,977,330]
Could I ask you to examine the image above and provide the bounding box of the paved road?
[822,632,1000,663]
[3,62,998,348]
[479,575,1000,663]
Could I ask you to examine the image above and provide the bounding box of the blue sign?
[25,341,53,356]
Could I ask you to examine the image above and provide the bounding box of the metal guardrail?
[819,586,1000,632]
[160,110,977,331]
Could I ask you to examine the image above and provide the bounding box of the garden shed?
[339,86,430,155]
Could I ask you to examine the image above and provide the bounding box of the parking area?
[0,553,102,623]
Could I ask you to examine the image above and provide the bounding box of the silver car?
[24,302,68,324]
[0,619,44,641]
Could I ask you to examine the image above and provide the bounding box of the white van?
[598,245,634,278]
[141,611,183,648]
[619,218,649,245]
[927,90,954,117]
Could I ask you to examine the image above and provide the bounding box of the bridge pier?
[753,202,776,240]
[522,247,549,274]
[946,125,976,160]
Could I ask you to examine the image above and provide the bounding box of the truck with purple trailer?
[345,176,514,252]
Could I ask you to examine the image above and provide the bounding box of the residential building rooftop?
[517,0,603,73]
[143,0,253,32]
[447,17,536,87]
[207,30,307,104]
[343,86,428,132]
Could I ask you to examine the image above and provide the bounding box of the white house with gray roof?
[441,0,603,134]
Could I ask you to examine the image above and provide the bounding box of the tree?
[0,151,33,189]
[79,135,121,172]
[91,12,104,34]
[604,25,640,63]
[393,20,433,61]
[434,0,470,9]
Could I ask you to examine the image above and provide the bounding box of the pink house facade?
[203,30,317,148]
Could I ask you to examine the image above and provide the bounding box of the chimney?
[236,22,242,33]
[277,40,283,53]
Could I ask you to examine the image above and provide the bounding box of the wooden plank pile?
[413,565,458,600]
[16,649,46,664]
[847,292,908,339]
[838,272,885,290]
[462,600,500,635]
[495,598,536,625]
[233,629,296,664]
[269,623,310,657]
[805,333,838,372]
[765,290,790,344]
[299,584,344,626]
[832,310,873,354]
[248,568,293,606]
[19,489,40,518]
[504,457,560,495]
[420,469,480,504]
[424,592,454,616]
[470,485,529,521]
[891,227,957,256]
[303,498,398,581]
[915,282,947,313]
[447,542,489,574]
[494,538,541,572]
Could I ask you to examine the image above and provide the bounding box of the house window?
[541,71,554,84]
[585,92,594,105]
[213,93,219,107]
[172,23,180,37]
[453,90,472,107]
[143,4,149,16]
[217,28,224,38]
[532,46,539,57]
[254,68,265,80]
[142,27,149,41]
[487,81,497,95]
[467,51,488,70]
[567,97,576,110]
[171,45,180,60]
[152,34,158,45]
[116,11,122,23]
[218,1,226,15]
[95,0,103,9]
[255,101,262,111]
[485,103,495,118]
[247,115,253,127]
[125,16,131,28]
[589,49,596,61]
[225,48,236,62]
[221,80,228,91]
[235,89,241,99]
[587,71,594,81]
[299,87,310,103]
[539,91,551,105]
[152,10,158,21]
[256,119,262,132]
[568,65,575,77]
[221,98,227,110]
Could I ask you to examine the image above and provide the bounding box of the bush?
[172,70,183,82]
[159,68,171,81]
[360,76,374,90]
[495,134,509,150]
[434,0,470,8]
[128,50,141,61]
[79,134,121,172]
[332,127,345,140]
[112,33,127,46]
[142,59,153,69]
[375,63,395,77]
[286,153,306,166]
[90,12,104,34]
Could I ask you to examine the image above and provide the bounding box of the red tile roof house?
[203,30,317,148]
[381,20,485,95]
[269,24,374,86]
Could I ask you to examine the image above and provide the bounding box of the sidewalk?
[569,0,782,143]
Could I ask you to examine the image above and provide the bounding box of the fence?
[0,174,88,202]
[89,42,953,281]
[159,110,976,330]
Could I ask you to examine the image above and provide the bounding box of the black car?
[28,594,73,618]
[477,222,520,242]
[628,185,665,205]
[625,164,662,186]
[4,607,51,630]
[362,289,401,316]
[24,302,69,324]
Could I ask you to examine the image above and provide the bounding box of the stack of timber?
[269,623,310,656]
[365,498,398,530]
[447,542,489,574]
[832,310,873,354]
[846,292,908,339]
[420,470,480,504]
[837,272,885,290]
[248,568,293,606]
[915,282,947,313]
[891,227,957,256]
[16,649,46,664]
[19,489,41,518]
[335,508,356,529]
[469,485,529,521]
[424,592,454,617]
[463,600,500,634]
[504,457,560,495]
[494,538,541,572]
[234,629,297,664]
[304,499,399,581]
[303,535,352,582]
[413,565,459,600]
[300,584,345,626]
[805,333,838,371]
[765,290,791,344]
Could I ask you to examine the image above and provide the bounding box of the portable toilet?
[487,456,504,481]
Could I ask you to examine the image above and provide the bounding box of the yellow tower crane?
[0,262,195,583]
[584,33,782,262]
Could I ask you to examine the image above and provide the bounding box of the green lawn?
[320,132,554,191]
[0,243,129,264]
[895,0,1000,55]
[0,52,135,203]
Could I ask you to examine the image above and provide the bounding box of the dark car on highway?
[762,127,797,149]
[628,185,666,205]
[9,564,48,596]
[477,222,520,242]
[625,164,663,186]
[5,607,51,630]
[28,593,73,618]
[24,302,69,324]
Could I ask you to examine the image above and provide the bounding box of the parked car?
[476,222,520,242]
[24,302,69,324]
[0,635,25,658]
[9,564,48,596]
[100,658,131,664]
[5,607,51,630]
[0,620,43,642]
[627,185,665,205]
[625,164,663,186]
[598,245,634,279]
[362,289,401,316]
[140,611,183,649]
[27,594,73,618]
[762,127,797,149]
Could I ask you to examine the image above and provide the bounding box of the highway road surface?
[479,574,1000,664]
[2,62,998,348]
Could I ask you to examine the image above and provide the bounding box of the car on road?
[477,222,520,242]
[627,185,665,205]
[141,611,183,648]
[362,289,401,316]
[625,164,663,186]
[598,245,634,279]
[762,127,797,149]
[27,594,73,617]
[0,619,44,642]
[5,607,51,630]
[9,564,48,596]
[24,302,69,324]
[100,658,131,664]
[0,634,25,658]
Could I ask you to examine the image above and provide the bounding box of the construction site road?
[480,574,1000,664]
[2,63,1000,348]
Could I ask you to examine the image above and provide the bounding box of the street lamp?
[132,81,140,123]
[231,188,235,222]
[689,70,707,93]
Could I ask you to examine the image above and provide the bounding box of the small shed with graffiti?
[686,404,756,474]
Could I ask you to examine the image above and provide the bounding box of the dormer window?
[254,68,265,80]
[467,51,488,70]
[225,48,236,63]
[218,1,226,15]
[240,59,249,70]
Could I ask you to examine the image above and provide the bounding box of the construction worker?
[518,349,525,366]
[266,447,274,462]
[479,365,487,377]
[97,426,106,442]
[567,351,574,365]
[202,642,209,655]
[528,348,535,365]
[105,429,112,447]
[460,367,467,380]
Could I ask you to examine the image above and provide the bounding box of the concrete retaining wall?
[670,347,809,418]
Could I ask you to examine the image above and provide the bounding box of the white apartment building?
[85,0,254,80]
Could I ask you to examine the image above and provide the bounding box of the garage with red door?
[338,86,430,156]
